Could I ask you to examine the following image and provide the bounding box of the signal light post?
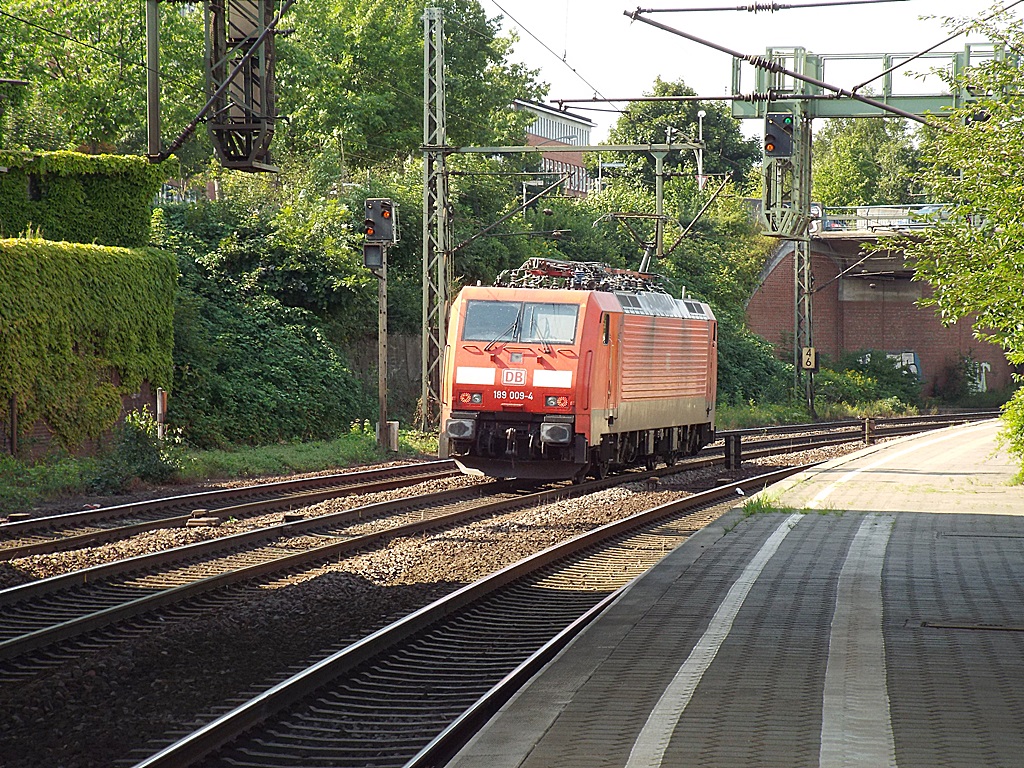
[363,199,400,451]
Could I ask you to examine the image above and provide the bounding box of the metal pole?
[421,8,450,431]
[653,150,667,263]
[146,0,160,159]
[378,252,389,451]
[697,109,706,190]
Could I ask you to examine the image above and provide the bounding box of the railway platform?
[445,418,1024,768]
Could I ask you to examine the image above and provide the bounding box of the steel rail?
[0,458,721,662]
[132,465,807,768]
[0,480,519,659]
[0,417,995,665]
[0,461,459,560]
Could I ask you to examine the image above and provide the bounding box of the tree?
[604,77,761,187]
[0,0,544,172]
[812,117,922,206]
[0,1,206,164]
[900,11,1024,470]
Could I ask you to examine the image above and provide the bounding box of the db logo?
[501,368,527,386]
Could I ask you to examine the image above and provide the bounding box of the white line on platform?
[624,513,804,768]
[820,513,897,768]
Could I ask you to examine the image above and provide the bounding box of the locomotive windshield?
[463,300,579,346]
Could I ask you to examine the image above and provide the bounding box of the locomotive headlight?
[539,422,573,445]
[445,418,476,440]
[459,392,483,405]
[545,395,570,408]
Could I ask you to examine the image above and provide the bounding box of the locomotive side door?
[605,310,621,425]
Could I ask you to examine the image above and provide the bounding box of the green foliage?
[605,77,761,187]
[181,426,433,481]
[0,427,437,513]
[815,397,917,421]
[820,350,922,407]
[934,353,982,404]
[0,238,176,451]
[2,1,542,172]
[276,0,544,166]
[716,312,791,406]
[885,13,1024,468]
[153,206,373,448]
[812,118,922,206]
[89,408,185,493]
[815,368,882,406]
[716,401,808,429]
[0,151,172,247]
[1,2,208,165]
[1000,387,1024,483]
[0,453,97,514]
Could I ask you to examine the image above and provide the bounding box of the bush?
[815,368,880,406]
[90,409,184,493]
[934,353,992,405]
[169,284,372,448]
[1001,385,1024,483]
[716,312,791,405]
[825,350,922,407]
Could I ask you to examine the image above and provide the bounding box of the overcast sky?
[477,0,1017,139]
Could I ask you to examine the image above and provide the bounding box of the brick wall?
[747,246,1015,395]
[1,382,157,460]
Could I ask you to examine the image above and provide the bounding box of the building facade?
[514,100,594,197]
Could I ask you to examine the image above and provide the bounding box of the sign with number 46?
[801,346,818,371]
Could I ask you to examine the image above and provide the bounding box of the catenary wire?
[485,0,622,116]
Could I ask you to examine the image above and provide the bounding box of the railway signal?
[364,198,398,243]
[764,112,794,158]
[363,198,398,269]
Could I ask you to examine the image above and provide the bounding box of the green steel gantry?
[729,44,999,413]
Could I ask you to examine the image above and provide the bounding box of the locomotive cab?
[441,288,594,479]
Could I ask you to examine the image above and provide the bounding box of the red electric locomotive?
[439,259,717,481]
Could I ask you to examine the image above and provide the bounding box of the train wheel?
[591,458,609,480]
[664,452,677,467]
[644,456,657,471]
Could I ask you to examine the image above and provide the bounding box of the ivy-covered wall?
[0,239,176,451]
[0,151,172,247]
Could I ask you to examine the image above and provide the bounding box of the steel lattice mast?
[421,8,451,430]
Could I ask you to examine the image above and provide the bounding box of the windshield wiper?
[484,308,522,351]
[530,315,553,354]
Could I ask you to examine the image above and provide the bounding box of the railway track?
[1,412,991,564]
[0,414,994,678]
[0,461,460,560]
[0,459,733,676]
[132,466,803,768]
[0,414,1000,767]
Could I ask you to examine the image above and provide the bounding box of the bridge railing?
[815,204,949,234]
